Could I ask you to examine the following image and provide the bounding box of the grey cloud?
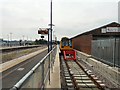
[0,0,118,41]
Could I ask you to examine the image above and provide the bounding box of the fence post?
[48,53,51,85]
[53,47,56,65]
[41,61,44,90]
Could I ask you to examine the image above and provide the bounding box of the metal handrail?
[10,46,57,90]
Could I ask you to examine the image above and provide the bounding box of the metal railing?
[10,46,57,90]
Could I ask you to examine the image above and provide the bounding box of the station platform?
[0,47,47,72]
[46,46,61,88]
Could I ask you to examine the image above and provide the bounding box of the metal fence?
[10,46,57,90]
[92,38,120,67]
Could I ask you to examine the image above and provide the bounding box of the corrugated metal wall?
[92,38,120,67]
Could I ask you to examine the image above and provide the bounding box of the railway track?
[60,56,106,90]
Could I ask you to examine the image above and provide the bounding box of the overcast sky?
[0,0,119,41]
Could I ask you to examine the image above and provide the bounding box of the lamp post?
[48,0,54,51]
[50,0,52,51]
[22,35,25,46]
[7,34,9,47]
[10,32,12,47]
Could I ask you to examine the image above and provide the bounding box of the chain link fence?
[92,38,120,68]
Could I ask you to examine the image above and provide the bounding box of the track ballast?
[60,55,106,90]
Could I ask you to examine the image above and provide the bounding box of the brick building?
[71,22,120,55]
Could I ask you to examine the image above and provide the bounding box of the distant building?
[0,38,34,47]
[0,38,7,46]
[71,22,120,54]
[71,22,120,67]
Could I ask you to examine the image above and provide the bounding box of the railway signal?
[41,36,44,39]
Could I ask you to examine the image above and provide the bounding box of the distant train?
[59,37,76,60]
[60,37,73,52]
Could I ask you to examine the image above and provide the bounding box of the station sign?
[38,28,49,34]
[101,27,120,33]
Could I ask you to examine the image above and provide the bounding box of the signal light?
[41,36,44,38]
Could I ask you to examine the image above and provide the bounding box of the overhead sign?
[38,28,49,34]
[101,27,120,33]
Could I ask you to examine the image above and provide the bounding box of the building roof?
[71,22,120,39]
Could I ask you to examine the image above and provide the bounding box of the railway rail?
[60,55,106,90]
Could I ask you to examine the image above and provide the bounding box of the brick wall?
[72,34,92,54]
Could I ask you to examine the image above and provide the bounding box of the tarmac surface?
[1,48,48,89]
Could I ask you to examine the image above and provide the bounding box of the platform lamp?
[10,32,12,47]
[48,0,55,51]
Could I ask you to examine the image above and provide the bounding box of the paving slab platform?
[46,46,61,88]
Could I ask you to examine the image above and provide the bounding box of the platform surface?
[46,46,61,88]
